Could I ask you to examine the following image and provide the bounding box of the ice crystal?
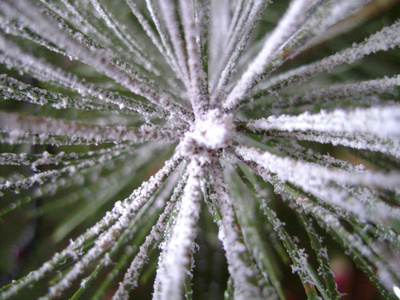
[0,0,400,299]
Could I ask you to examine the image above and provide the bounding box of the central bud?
[178,109,233,156]
[194,109,233,150]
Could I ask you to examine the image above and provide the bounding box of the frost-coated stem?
[236,145,400,223]
[210,166,264,299]
[179,0,209,117]
[0,75,141,116]
[246,105,400,139]
[0,112,179,145]
[1,0,191,120]
[236,144,400,190]
[88,0,154,72]
[210,0,250,90]
[0,155,182,299]
[0,33,171,119]
[153,160,202,300]
[43,156,182,298]
[256,75,400,109]
[159,0,190,87]
[224,0,314,111]
[249,20,400,105]
[125,0,183,81]
[145,0,186,82]
[113,171,189,299]
[208,0,231,79]
[0,143,138,195]
[211,0,270,105]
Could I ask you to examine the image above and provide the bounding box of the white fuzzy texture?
[159,0,190,85]
[0,144,138,194]
[252,20,400,106]
[211,168,264,299]
[211,0,271,103]
[113,172,188,299]
[36,154,182,299]
[0,112,178,145]
[179,109,233,154]
[247,106,400,138]
[1,0,399,299]
[153,161,201,300]
[237,145,400,223]
[264,130,400,158]
[179,0,208,116]
[224,0,314,110]
[275,75,400,107]
[0,0,192,121]
[194,110,234,149]
[0,34,168,119]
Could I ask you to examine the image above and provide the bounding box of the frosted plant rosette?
[0,0,400,299]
